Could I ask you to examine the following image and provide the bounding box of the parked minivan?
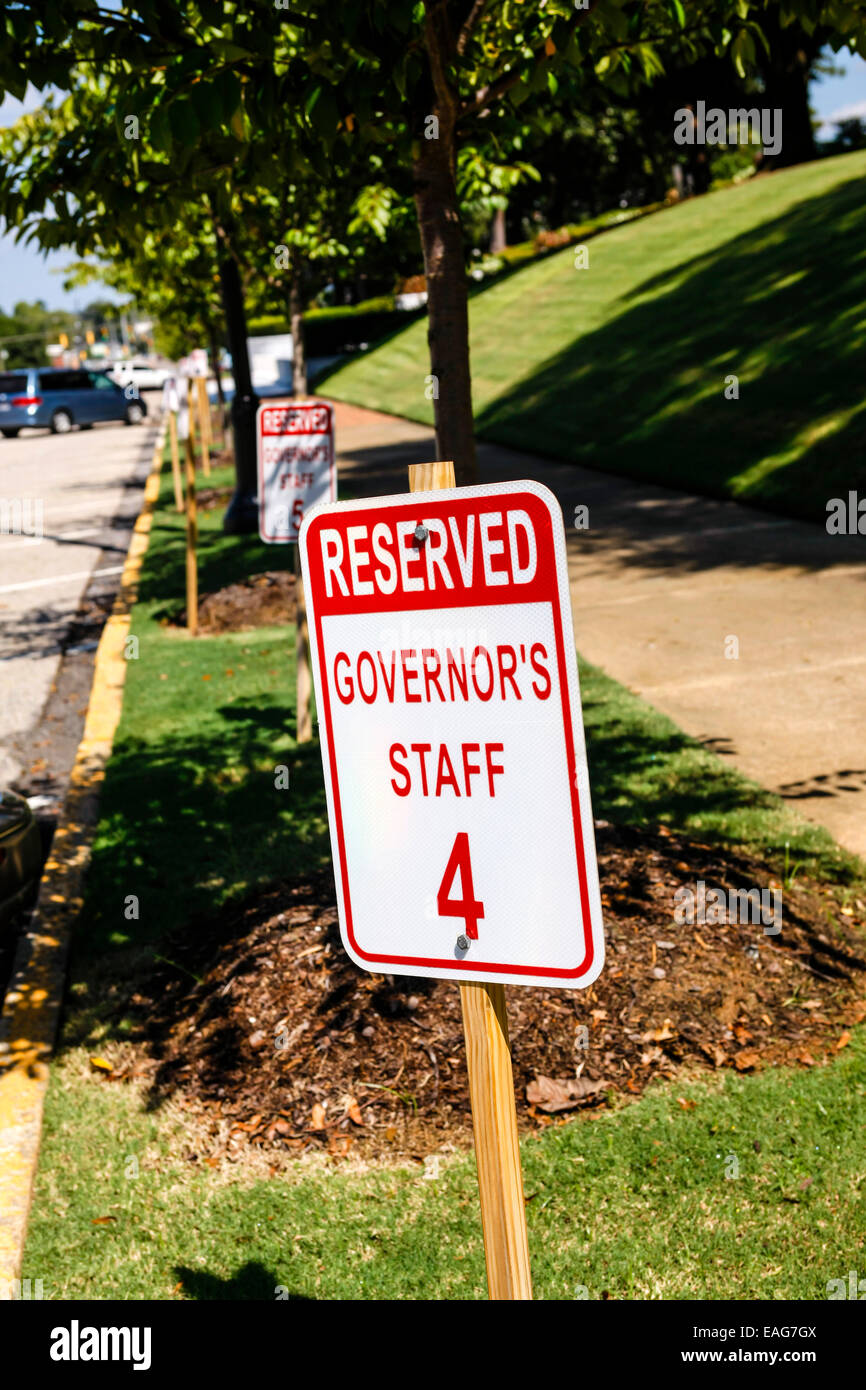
[0,367,147,437]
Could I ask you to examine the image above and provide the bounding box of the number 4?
[437,832,485,940]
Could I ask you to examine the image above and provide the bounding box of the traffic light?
[85,329,95,345]
[59,333,69,347]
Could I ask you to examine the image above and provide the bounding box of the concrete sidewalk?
[329,400,866,860]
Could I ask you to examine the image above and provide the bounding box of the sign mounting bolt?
[414,523,429,544]
[456,934,470,951]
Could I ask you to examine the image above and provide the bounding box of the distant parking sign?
[257,398,336,543]
[299,480,605,989]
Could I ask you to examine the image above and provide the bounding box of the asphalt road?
[0,401,162,801]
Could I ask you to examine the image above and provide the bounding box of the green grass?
[21,444,864,1298]
[319,151,866,523]
[23,1029,866,1300]
[71,459,328,977]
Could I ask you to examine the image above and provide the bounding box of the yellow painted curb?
[0,422,167,1296]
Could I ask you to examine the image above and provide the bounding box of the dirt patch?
[190,571,297,635]
[195,482,234,513]
[119,823,866,1162]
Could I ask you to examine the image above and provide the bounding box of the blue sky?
[1,48,865,312]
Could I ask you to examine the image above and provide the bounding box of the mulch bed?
[194,481,234,512]
[115,822,866,1162]
[192,571,297,635]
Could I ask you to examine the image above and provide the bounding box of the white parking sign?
[299,480,605,989]
[257,398,336,543]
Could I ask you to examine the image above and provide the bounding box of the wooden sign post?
[293,546,313,744]
[168,408,183,512]
[408,457,532,1301]
[184,433,198,637]
[187,376,197,455]
[195,375,212,476]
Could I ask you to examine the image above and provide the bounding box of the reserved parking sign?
[257,398,336,543]
[299,480,604,989]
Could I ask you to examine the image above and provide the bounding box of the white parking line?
[0,564,124,595]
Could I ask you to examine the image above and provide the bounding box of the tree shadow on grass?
[65,699,330,993]
[474,174,866,527]
[174,1261,315,1301]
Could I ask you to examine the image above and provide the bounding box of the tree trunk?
[490,204,507,254]
[218,254,259,534]
[207,325,227,441]
[290,269,308,399]
[755,10,825,169]
[412,112,477,486]
[759,64,816,167]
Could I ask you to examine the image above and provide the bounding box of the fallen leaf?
[676,1097,696,1111]
[526,1074,604,1113]
[796,1049,816,1067]
[310,1102,327,1130]
[734,1024,753,1043]
[346,1096,364,1126]
[641,1021,676,1042]
[91,1216,117,1225]
[835,1031,851,1051]
[89,1056,113,1074]
[202,674,212,681]
[700,1042,727,1068]
[733,1050,761,1072]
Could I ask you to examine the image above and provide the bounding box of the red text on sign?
[389,742,505,798]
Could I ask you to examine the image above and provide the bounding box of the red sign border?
[301,482,602,984]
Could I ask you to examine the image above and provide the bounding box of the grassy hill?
[320,152,866,522]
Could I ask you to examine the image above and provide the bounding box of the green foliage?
[0,298,77,367]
